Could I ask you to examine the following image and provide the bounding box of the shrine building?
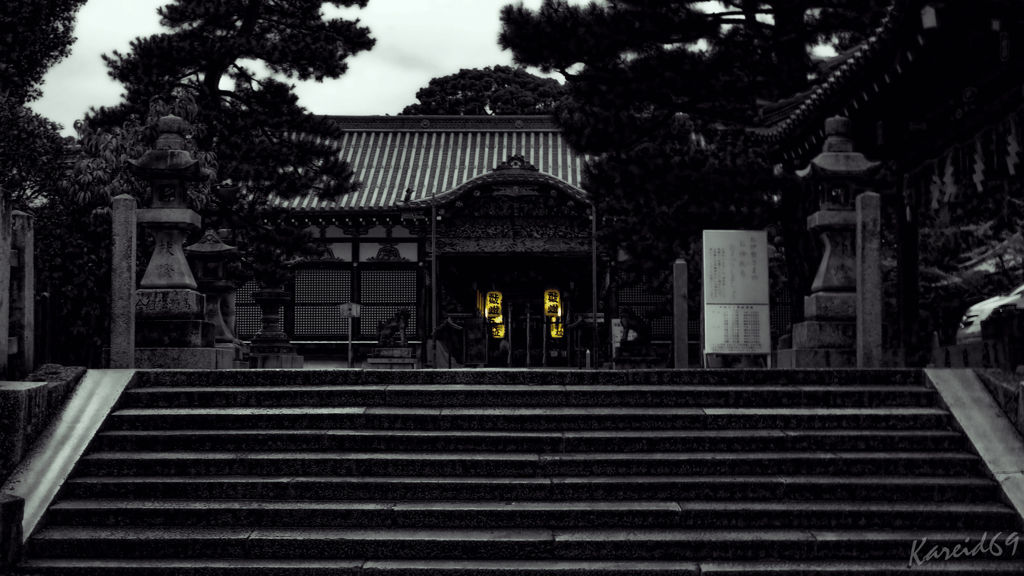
[234,115,676,368]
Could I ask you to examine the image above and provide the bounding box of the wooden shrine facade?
[234,115,625,366]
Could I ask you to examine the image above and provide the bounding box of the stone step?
[22,557,1024,573]
[74,451,982,477]
[130,369,924,388]
[20,558,1024,576]
[63,475,999,503]
[45,499,1016,530]
[27,526,1019,560]
[120,385,936,408]
[91,428,966,453]
[103,406,952,431]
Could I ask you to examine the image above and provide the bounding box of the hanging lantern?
[486,291,502,319]
[550,315,563,338]
[492,318,506,338]
[544,289,561,317]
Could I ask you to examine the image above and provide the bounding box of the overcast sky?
[27,0,586,137]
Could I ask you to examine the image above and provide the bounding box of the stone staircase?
[17,369,1024,575]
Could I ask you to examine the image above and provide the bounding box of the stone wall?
[0,365,86,485]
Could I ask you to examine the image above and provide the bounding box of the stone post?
[109,195,136,369]
[0,196,10,377]
[777,117,882,368]
[127,114,230,369]
[9,211,34,378]
[673,258,689,369]
[856,192,883,367]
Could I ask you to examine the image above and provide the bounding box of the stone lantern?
[185,229,244,366]
[778,117,882,368]
[250,277,304,369]
[127,114,232,368]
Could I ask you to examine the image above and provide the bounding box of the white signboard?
[703,230,770,355]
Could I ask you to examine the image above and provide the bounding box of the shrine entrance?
[421,154,597,369]
[439,254,591,368]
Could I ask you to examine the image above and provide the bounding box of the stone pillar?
[128,114,230,369]
[109,195,136,369]
[777,117,882,368]
[673,258,689,369]
[9,211,34,378]
[856,192,883,367]
[0,196,10,377]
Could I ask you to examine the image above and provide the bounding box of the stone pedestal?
[135,346,236,369]
[368,346,416,369]
[778,212,858,368]
[249,289,304,369]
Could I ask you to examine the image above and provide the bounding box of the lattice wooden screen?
[235,280,283,340]
[616,273,672,338]
[359,270,417,338]
[294,269,352,337]
[770,286,791,338]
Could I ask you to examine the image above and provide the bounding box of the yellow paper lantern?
[486,291,502,319]
[543,289,561,317]
[549,315,564,338]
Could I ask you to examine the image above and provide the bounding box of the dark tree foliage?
[402,65,566,115]
[499,0,888,307]
[81,0,377,292]
[0,0,88,103]
[88,0,375,204]
[1,105,67,207]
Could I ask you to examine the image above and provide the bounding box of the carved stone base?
[372,347,413,358]
[776,347,856,368]
[250,353,304,369]
[792,321,856,349]
[135,289,205,320]
[367,357,417,369]
[135,347,235,369]
[136,319,215,348]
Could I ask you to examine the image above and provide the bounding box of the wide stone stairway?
[17,369,1024,574]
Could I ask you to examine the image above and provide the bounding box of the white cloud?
[27,0,586,135]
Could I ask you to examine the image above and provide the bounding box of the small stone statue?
[377,309,411,347]
[619,307,651,347]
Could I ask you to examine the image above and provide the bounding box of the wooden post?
[673,258,688,369]
[591,209,598,369]
[897,175,919,366]
[0,196,10,377]
[431,202,438,369]
[526,305,531,368]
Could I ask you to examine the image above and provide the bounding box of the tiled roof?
[277,116,587,213]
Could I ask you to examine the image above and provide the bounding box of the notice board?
[702,230,771,355]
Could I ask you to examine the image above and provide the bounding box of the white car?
[956,282,1024,343]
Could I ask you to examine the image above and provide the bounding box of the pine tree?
[0,0,88,103]
[88,0,376,205]
[499,0,889,313]
[402,65,566,115]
